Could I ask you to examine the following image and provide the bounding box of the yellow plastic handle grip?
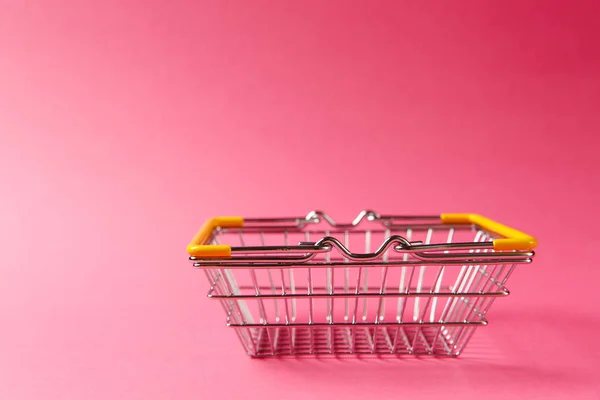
[441,214,537,251]
[187,216,244,257]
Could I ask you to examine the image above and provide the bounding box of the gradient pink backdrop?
[1,1,599,399]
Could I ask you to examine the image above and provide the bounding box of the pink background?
[1,1,599,399]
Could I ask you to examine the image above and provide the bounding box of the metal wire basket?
[187,210,537,357]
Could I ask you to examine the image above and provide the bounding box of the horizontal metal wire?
[208,290,509,300]
[237,224,471,233]
[194,258,532,267]
[227,321,487,327]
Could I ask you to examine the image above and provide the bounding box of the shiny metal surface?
[193,210,534,357]
[191,210,533,265]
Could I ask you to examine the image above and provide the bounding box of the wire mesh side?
[205,261,513,324]
[200,225,522,356]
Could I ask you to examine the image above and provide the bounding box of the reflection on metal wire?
[191,210,536,357]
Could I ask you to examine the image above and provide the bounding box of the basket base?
[231,324,479,357]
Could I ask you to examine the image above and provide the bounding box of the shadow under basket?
[188,210,537,357]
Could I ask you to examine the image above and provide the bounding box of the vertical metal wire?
[499,263,517,288]
[481,264,515,317]
[457,235,492,327]
[430,228,454,322]
[460,262,516,348]
[249,269,274,354]
[233,327,256,356]
[418,266,445,323]
[440,230,484,324]
[438,329,452,354]
[412,328,432,354]
[391,326,401,353]
[229,231,252,327]
[324,230,334,353]
[411,228,434,352]
[379,228,391,321]
[376,266,390,322]
[453,233,487,323]
[397,228,412,322]
[481,263,500,293]
[279,269,290,325]
[284,231,297,323]
[374,227,392,352]
[414,228,433,321]
[447,277,474,346]
[382,327,393,353]
[344,229,350,321]
[219,267,257,355]
[455,326,478,355]
[360,230,374,351]
[330,270,335,354]
[468,235,492,295]
[362,230,371,321]
[204,268,220,294]
[454,260,506,351]
[446,232,487,346]
[365,326,374,353]
[279,268,293,354]
[261,231,280,323]
[325,230,332,322]
[308,267,314,354]
[208,269,235,317]
[354,271,363,321]
[352,265,363,352]
[283,231,297,351]
[373,262,389,353]
[427,228,455,352]
[305,231,314,354]
[206,269,233,321]
[392,326,410,353]
[398,264,416,324]
[249,271,266,325]
[490,264,506,292]
[308,267,314,324]
[237,229,245,246]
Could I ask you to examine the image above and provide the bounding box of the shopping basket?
[187,210,537,357]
